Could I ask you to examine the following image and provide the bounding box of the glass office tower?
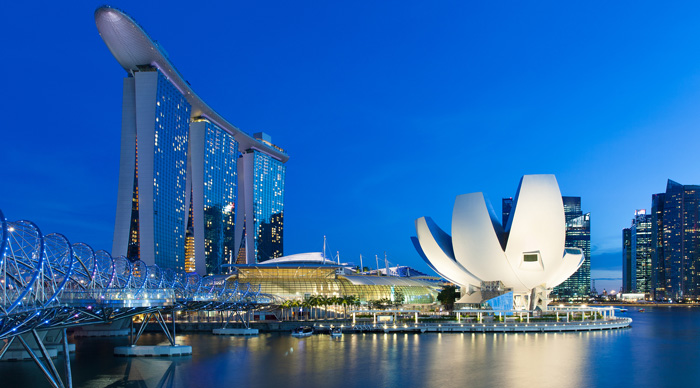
[652,180,700,300]
[623,210,653,294]
[622,228,632,293]
[502,198,513,228]
[632,210,653,294]
[553,197,591,299]
[651,193,666,300]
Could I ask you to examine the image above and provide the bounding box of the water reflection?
[8,309,700,388]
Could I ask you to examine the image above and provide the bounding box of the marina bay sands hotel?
[95,6,288,274]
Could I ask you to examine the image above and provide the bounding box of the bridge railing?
[0,208,273,337]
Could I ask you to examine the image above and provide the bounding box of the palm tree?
[307,295,322,320]
[330,296,342,319]
[291,299,301,320]
[341,295,359,320]
[279,300,291,320]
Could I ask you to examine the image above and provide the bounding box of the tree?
[393,291,405,307]
[437,285,460,310]
[341,295,359,319]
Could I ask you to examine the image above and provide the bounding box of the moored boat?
[330,327,342,339]
[292,326,314,338]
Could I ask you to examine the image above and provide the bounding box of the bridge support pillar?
[114,310,192,357]
[5,329,74,388]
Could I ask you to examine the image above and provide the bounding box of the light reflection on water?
[3,308,700,387]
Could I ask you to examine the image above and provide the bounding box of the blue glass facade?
[252,150,285,262]
[202,121,238,274]
[483,292,514,311]
[655,180,700,300]
[152,71,191,270]
[553,197,591,299]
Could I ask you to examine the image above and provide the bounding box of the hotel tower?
[95,6,288,274]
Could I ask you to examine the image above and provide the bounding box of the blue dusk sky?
[3,1,700,293]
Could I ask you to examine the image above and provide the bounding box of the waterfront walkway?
[348,318,632,333]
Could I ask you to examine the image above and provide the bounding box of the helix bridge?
[0,209,279,387]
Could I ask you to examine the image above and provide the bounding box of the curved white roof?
[340,275,437,288]
[94,6,288,163]
[259,252,345,265]
[414,217,480,286]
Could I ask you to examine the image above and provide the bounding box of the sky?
[3,1,700,294]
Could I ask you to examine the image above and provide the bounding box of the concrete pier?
[351,317,632,334]
[212,328,259,335]
[114,345,192,357]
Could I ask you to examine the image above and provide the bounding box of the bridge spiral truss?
[0,209,277,339]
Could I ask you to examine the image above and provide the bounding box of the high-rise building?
[622,210,653,294]
[112,68,192,271]
[553,197,591,299]
[501,195,590,299]
[189,118,238,274]
[235,133,286,264]
[97,7,288,273]
[650,193,666,300]
[622,228,632,292]
[502,197,513,227]
[651,180,700,300]
[632,210,653,294]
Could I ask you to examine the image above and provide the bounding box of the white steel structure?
[414,174,584,310]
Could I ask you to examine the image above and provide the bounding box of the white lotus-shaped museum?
[412,174,584,309]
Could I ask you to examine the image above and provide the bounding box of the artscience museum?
[412,175,584,310]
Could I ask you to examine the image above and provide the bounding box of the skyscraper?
[622,210,652,294]
[553,197,591,299]
[502,197,513,227]
[622,228,632,293]
[189,119,239,274]
[651,180,700,300]
[650,193,666,300]
[632,210,653,294]
[234,133,286,264]
[97,7,288,273]
[112,68,192,271]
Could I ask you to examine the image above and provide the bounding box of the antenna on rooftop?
[322,235,327,265]
[384,251,388,276]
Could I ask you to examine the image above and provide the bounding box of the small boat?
[291,326,314,338]
[329,327,342,339]
[639,308,645,313]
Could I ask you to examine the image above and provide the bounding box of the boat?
[639,308,645,313]
[329,327,342,339]
[291,326,314,338]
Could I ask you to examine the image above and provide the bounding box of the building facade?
[650,193,666,300]
[651,180,700,300]
[622,210,653,294]
[551,196,591,299]
[97,6,288,274]
[234,138,286,264]
[622,228,632,293]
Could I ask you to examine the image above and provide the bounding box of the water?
[1,307,698,388]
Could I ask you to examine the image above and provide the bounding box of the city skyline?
[5,2,700,293]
